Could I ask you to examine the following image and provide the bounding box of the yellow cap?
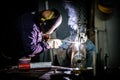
[41,11,54,22]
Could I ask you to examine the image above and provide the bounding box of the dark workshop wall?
[1,0,39,65]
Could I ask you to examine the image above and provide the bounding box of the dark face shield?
[34,8,62,34]
[44,14,62,34]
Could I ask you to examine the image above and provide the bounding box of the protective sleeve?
[17,13,50,57]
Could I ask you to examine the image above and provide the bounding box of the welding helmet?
[35,8,62,34]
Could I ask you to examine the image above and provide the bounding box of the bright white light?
[74,41,80,51]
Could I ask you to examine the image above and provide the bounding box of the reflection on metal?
[72,52,86,68]
[98,4,112,14]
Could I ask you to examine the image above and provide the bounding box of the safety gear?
[41,11,55,22]
[47,39,62,49]
[45,14,62,34]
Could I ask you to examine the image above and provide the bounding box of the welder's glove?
[47,39,62,49]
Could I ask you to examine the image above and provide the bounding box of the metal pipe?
[93,28,99,76]
[93,51,96,76]
[45,0,49,10]
[95,28,99,53]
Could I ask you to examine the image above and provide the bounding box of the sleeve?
[19,14,50,57]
